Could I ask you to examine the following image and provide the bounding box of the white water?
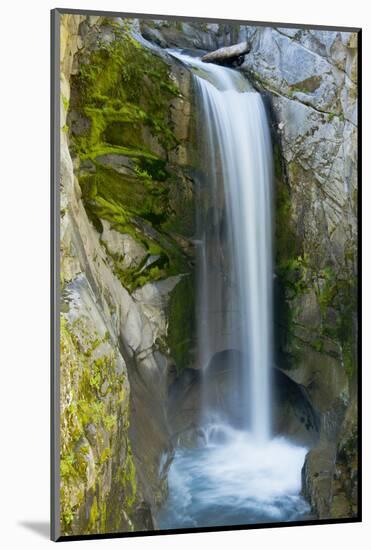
[173,51,273,440]
[158,426,309,528]
[159,51,310,529]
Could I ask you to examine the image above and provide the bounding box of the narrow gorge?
[58,14,358,536]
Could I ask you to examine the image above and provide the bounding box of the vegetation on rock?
[59,15,197,536]
[58,14,358,533]
[69,20,195,297]
[60,316,137,534]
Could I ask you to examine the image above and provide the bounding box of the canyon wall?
[239,26,358,518]
[59,14,197,535]
[57,15,359,534]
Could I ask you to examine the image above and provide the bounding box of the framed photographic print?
[51,8,361,542]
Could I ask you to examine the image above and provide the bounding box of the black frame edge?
[356,27,362,524]
[56,517,362,543]
[51,7,61,543]
[54,7,361,33]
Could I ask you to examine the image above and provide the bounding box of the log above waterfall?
[201,42,250,66]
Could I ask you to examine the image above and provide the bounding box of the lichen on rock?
[59,14,198,536]
[58,14,359,533]
[239,25,358,518]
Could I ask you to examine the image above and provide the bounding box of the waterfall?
[159,51,310,530]
[171,52,273,441]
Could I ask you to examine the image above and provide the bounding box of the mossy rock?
[59,315,140,535]
[68,23,195,292]
[167,274,196,373]
[274,147,357,380]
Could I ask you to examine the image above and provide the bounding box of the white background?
[0,0,368,548]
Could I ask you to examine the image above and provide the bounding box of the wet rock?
[168,353,319,448]
[140,25,168,48]
[59,16,183,533]
[302,444,336,518]
[140,20,239,52]
[236,24,358,518]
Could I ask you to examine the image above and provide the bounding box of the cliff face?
[59,15,196,535]
[58,14,358,535]
[239,27,358,518]
[134,21,359,519]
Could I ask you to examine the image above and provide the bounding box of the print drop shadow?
[18,521,49,539]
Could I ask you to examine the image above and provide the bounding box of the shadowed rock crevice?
[168,351,320,449]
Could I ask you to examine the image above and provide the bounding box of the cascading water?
[193,56,272,441]
[158,51,311,529]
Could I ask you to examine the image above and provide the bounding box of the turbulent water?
[158,425,310,528]
[159,51,310,530]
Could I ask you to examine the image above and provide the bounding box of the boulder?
[201,41,250,65]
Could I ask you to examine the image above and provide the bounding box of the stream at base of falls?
[157,50,311,529]
[158,425,311,529]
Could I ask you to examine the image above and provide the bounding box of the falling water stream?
[158,51,310,529]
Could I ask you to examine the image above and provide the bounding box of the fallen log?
[201,42,250,65]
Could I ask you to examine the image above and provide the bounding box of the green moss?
[274,152,357,375]
[113,251,169,292]
[99,447,112,465]
[62,94,69,112]
[103,414,116,432]
[167,274,195,372]
[82,161,191,291]
[275,223,357,375]
[79,161,169,234]
[278,254,310,299]
[120,445,137,508]
[61,22,200,531]
[72,28,180,158]
[89,496,99,525]
[274,146,299,268]
[62,505,74,529]
[315,265,357,377]
[274,161,305,360]
[68,21,194,293]
[59,316,130,535]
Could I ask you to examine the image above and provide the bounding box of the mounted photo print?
[51,8,361,542]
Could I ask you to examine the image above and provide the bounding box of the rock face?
[168,354,320,448]
[138,22,359,518]
[59,15,197,535]
[238,26,358,518]
[58,14,359,534]
[140,19,240,51]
